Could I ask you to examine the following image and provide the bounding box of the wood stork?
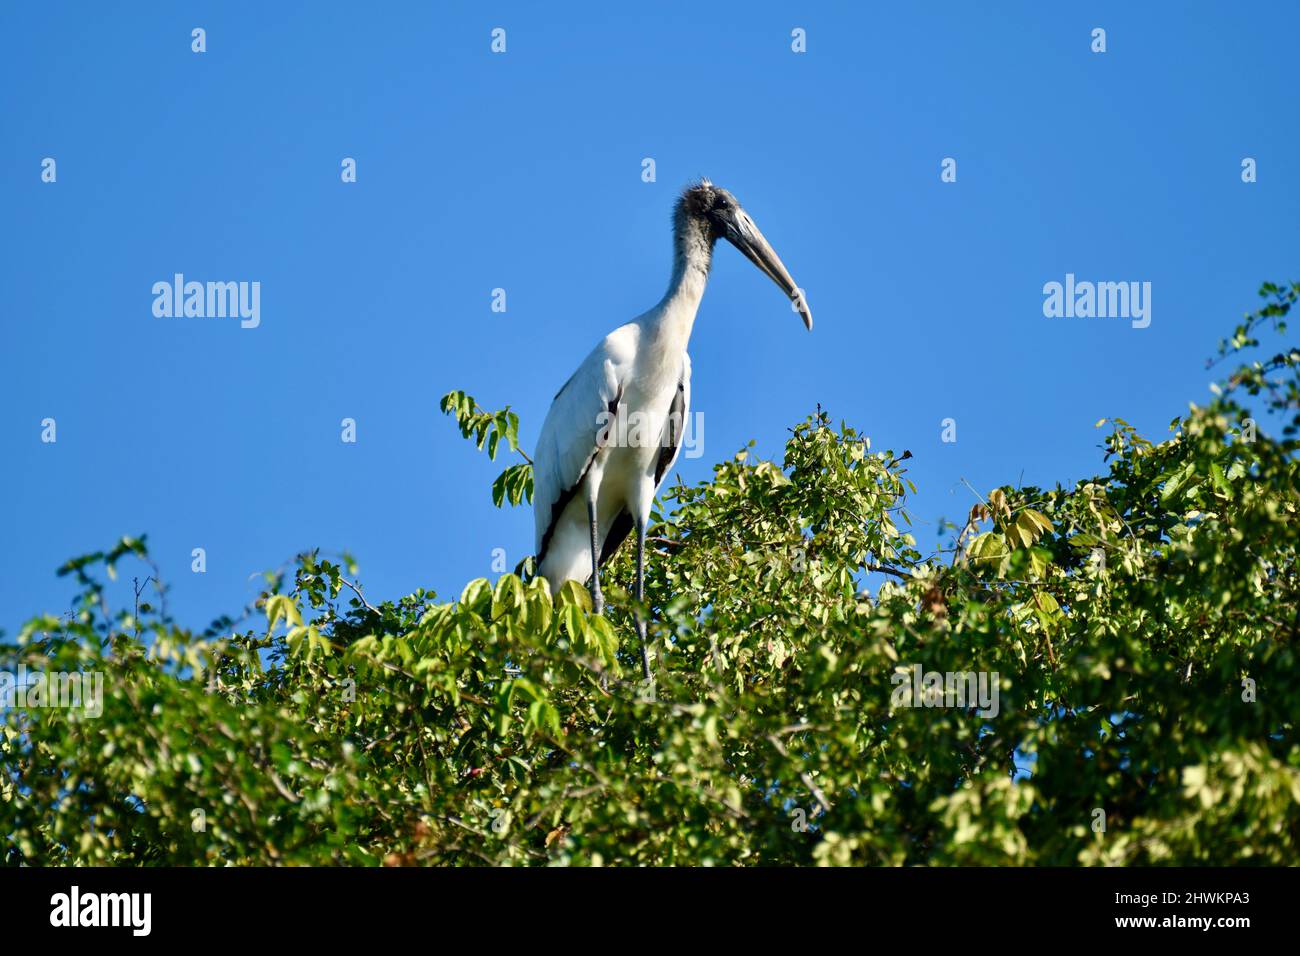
[533,179,812,680]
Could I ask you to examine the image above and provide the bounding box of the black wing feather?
[536,388,622,568]
[597,376,687,567]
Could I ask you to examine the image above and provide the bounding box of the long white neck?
[644,215,713,356]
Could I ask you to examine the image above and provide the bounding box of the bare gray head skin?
[673,179,812,330]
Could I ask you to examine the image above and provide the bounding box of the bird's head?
[676,179,812,330]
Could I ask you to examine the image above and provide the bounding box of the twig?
[866,564,909,580]
[338,575,380,616]
[766,733,831,815]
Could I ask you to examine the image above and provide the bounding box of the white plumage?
[532,180,811,680]
[534,293,697,595]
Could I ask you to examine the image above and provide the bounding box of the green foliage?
[2,286,1296,866]
[439,390,533,506]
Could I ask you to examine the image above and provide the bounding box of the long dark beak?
[724,208,812,330]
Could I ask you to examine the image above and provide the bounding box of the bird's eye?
[715,197,729,210]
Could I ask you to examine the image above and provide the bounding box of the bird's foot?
[590,586,604,615]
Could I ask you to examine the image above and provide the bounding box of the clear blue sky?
[2,1,1297,637]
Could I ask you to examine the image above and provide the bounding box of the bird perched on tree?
[533,180,812,680]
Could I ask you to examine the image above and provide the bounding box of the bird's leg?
[635,521,652,683]
[587,499,604,615]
